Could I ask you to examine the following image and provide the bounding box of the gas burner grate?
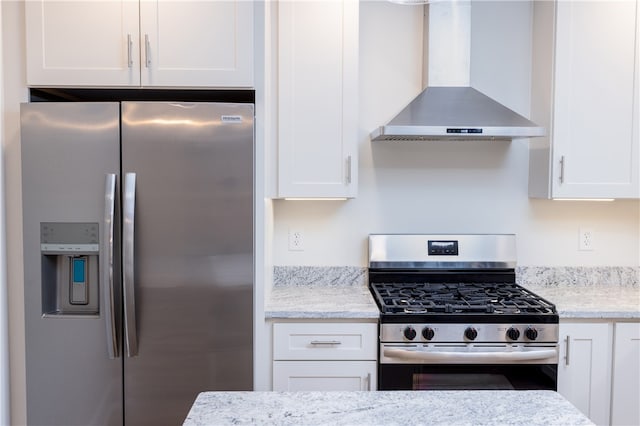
[370,282,557,315]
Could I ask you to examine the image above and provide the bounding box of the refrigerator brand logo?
[221,115,243,123]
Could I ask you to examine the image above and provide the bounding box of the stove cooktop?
[368,281,559,325]
[370,282,557,316]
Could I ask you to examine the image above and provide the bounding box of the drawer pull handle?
[310,340,342,346]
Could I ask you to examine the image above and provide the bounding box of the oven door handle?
[383,348,558,363]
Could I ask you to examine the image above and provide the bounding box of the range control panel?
[381,323,559,344]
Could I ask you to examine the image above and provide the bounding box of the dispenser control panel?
[40,222,99,254]
[40,222,99,315]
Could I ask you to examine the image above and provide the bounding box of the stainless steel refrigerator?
[21,101,254,425]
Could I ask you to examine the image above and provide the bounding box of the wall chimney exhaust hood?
[371,1,545,141]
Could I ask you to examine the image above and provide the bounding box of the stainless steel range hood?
[371,1,544,141]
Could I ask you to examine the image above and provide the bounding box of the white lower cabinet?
[558,321,640,426]
[272,322,377,391]
[273,361,376,391]
[557,322,612,426]
[611,323,640,426]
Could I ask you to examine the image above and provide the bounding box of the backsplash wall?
[272,1,640,268]
[272,266,639,288]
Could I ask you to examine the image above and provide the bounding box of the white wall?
[0,3,11,424]
[1,1,27,424]
[272,1,640,267]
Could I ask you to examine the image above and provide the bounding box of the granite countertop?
[519,266,639,319]
[183,390,593,425]
[265,266,379,319]
[522,284,639,319]
[265,283,379,319]
[266,266,639,320]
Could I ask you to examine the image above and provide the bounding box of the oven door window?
[379,364,557,391]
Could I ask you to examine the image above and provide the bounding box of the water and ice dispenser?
[40,222,100,316]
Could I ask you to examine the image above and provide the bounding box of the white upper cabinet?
[139,1,253,87]
[26,1,141,86]
[277,0,358,198]
[26,1,253,88]
[529,0,639,199]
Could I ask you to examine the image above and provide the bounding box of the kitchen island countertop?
[183,390,593,425]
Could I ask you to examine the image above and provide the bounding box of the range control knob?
[403,326,417,340]
[422,327,435,341]
[525,327,539,341]
[464,327,478,341]
[506,327,521,341]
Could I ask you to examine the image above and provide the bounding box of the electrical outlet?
[288,229,304,251]
[579,228,595,251]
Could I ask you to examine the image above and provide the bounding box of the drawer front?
[273,323,377,360]
[273,361,377,391]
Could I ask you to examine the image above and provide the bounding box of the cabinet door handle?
[310,340,342,346]
[127,34,133,68]
[564,335,570,366]
[365,373,371,391]
[559,155,565,184]
[346,155,352,184]
[144,34,151,68]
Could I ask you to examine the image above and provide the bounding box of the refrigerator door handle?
[123,172,139,357]
[103,174,119,359]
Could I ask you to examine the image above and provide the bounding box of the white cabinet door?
[139,1,253,87]
[557,322,612,426]
[611,322,640,426]
[273,361,376,391]
[277,0,358,198]
[26,0,253,88]
[530,0,639,199]
[26,1,140,86]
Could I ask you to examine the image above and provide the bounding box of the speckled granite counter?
[265,283,379,319]
[522,284,639,319]
[518,266,639,319]
[183,390,593,425]
[266,266,639,320]
[265,266,378,319]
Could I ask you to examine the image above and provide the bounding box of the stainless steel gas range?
[368,234,559,391]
